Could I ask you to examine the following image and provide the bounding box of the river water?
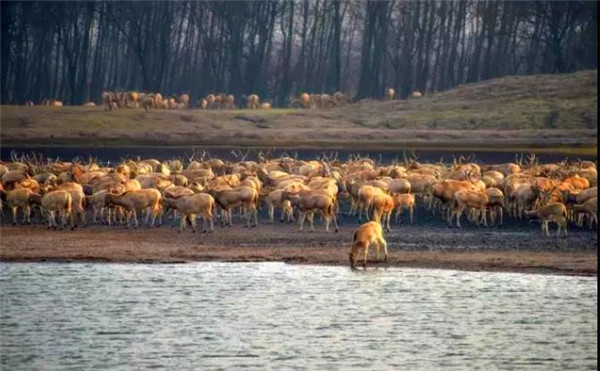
[0,263,596,370]
[1,146,596,164]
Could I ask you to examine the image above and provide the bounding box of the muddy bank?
[1,224,596,276]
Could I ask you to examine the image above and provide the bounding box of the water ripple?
[0,263,596,370]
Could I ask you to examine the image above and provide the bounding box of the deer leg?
[456,206,464,228]
[347,199,355,216]
[357,202,363,222]
[481,207,488,227]
[208,213,213,232]
[254,207,258,227]
[281,205,294,223]
[297,212,304,231]
[70,209,76,230]
[557,221,562,238]
[80,210,86,227]
[47,211,54,228]
[157,208,163,226]
[386,213,391,232]
[447,204,454,223]
[60,210,67,229]
[19,206,27,224]
[447,208,454,227]
[25,206,32,224]
[267,205,274,223]
[363,201,370,222]
[179,214,186,232]
[333,213,339,233]
[191,214,198,233]
[379,237,388,263]
[144,208,151,227]
[245,205,251,228]
[57,211,64,230]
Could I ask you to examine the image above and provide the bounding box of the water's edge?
[0,257,595,277]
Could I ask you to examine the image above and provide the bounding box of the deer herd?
[98,91,350,111]
[0,151,596,269]
[29,87,419,111]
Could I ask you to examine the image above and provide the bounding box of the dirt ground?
[1,216,596,276]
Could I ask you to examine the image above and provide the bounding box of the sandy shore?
[1,223,596,276]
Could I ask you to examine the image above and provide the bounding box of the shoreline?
[1,225,596,276]
[2,255,596,277]
[1,136,597,156]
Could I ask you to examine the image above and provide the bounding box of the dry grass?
[1,70,596,150]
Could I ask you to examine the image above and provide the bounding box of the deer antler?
[256,150,264,162]
[240,149,250,161]
[466,168,478,184]
[187,151,196,163]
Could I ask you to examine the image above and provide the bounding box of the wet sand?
[1,223,596,276]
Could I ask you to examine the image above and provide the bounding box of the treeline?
[1,0,596,106]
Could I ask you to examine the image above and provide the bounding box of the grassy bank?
[1,70,596,151]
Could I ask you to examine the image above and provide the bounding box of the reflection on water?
[0,263,596,370]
